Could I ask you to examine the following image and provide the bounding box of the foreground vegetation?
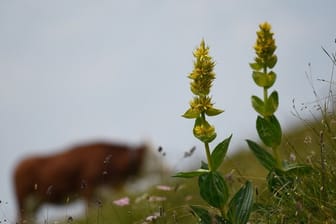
[2,112,335,223]
[35,113,334,224]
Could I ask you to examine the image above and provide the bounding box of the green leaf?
[205,107,224,116]
[249,62,262,71]
[227,181,254,224]
[246,140,277,171]
[251,95,265,116]
[283,163,313,175]
[256,115,282,147]
[252,71,276,88]
[173,169,209,178]
[182,108,200,119]
[190,205,212,224]
[267,55,277,69]
[211,135,232,171]
[265,71,277,88]
[264,90,279,116]
[252,71,265,87]
[198,171,229,209]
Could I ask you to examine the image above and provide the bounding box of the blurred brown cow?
[13,142,149,223]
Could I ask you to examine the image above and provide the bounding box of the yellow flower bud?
[193,117,217,143]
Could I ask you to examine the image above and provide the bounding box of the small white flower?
[113,197,130,206]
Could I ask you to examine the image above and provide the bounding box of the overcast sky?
[1,0,335,222]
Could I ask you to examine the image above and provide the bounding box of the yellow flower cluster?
[189,40,216,96]
[193,118,217,143]
[183,40,223,120]
[183,40,223,143]
[250,22,278,88]
[189,96,212,115]
[251,22,277,71]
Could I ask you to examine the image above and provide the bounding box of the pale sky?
[1,0,335,222]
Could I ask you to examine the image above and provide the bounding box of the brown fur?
[13,142,147,223]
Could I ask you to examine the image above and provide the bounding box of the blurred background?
[1,0,335,222]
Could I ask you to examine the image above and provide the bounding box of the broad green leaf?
[252,71,276,88]
[252,71,265,87]
[256,115,282,147]
[182,108,200,119]
[264,90,279,116]
[190,205,212,224]
[227,181,254,224]
[251,95,265,116]
[173,169,209,178]
[211,135,232,171]
[198,171,229,209]
[205,107,224,116]
[246,140,277,171]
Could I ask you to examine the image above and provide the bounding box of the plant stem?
[264,82,282,168]
[204,142,213,171]
[263,87,268,104]
[202,112,214,171]
[263,65,268,101]
[320,130,327,202]
[272,146,282,169]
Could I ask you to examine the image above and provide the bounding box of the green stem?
[263,87,268,103]
[262,68,282,168]
[204,142,213,171]
[263,66,268,103]
[272,146,282,169]
[201,112,214,171]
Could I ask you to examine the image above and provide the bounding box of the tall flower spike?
[183,40,223,119]
[250,22,277,89]
[189,40,216,96]
[250,22,279,117]
[252,22,277,70]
